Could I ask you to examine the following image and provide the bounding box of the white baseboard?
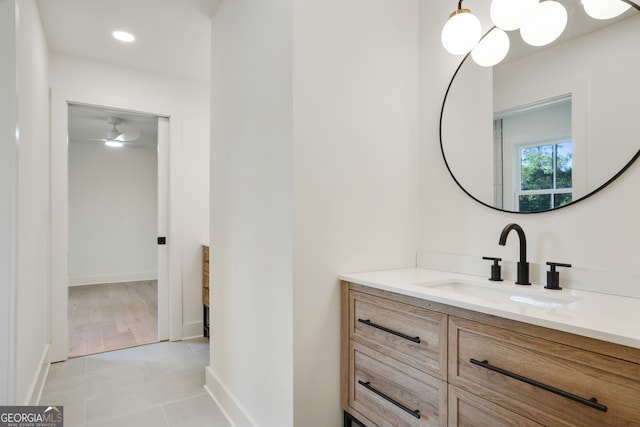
[26,344,50,405]
[182,321,204,339]
[68,273,158,286]
[205,366,257,427]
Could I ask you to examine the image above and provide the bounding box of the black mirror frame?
[438,1,640,214]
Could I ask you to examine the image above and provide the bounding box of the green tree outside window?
[518,142,572,212]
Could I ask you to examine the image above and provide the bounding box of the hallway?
[40,339,229,427]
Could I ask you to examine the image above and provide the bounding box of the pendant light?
[582,0,631,20]
[471,27,510,67]
[490,0,539,31]
[520,0,568,47]
[441,0,482,55]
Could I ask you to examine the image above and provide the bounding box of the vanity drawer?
[449,316,640,426]
[350,290,447,380]
[351,341,447,427]
[448,385,543,427]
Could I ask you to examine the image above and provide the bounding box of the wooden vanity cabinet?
[449,316,640,426]
[203,245,210,337]
[342,282,448,426]
[342,281,640,427]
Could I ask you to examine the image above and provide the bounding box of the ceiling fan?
[94,117,141,147]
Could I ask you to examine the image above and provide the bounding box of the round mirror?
[440,0,640,213]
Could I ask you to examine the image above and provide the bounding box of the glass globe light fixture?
[582,0,631,20]
[520,0,568,47]
[471,28,510,67]
[442,4,482,55]
[490,0,539,31]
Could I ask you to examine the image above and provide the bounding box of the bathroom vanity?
[340,269,640,426]
[341,1,640,424]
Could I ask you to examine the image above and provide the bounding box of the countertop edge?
[340,268,640,350]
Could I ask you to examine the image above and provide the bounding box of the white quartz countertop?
[340,268,640,350]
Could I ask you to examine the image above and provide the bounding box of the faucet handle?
[545,262,572,290]
[483,256,503,282]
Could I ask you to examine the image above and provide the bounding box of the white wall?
[292,0,419,425]
[15,0,51,404]
[208,1,294,425]
[419,0,640,298]
[49,53,210,346]
[68,142,157,285]
[208,0,419,425]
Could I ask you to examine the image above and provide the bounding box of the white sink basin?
[418,280,580,309]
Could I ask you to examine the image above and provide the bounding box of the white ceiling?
[36,0,220,83]
[37,0,219,151]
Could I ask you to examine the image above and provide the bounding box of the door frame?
[0,0,18,403]
[50,88,183,362]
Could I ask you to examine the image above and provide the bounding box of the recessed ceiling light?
[113,30,135,43]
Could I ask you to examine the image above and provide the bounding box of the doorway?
[66,104,165,357]
[50,88,183,364]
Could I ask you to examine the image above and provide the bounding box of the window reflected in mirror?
[494,97,573,212]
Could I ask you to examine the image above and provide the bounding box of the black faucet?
[498,223,531,285]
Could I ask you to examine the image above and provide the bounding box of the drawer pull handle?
[357,319,421,343]
[358,380,421,419]
[470,359,608,412]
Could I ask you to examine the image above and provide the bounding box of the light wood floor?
[68,280,158,358]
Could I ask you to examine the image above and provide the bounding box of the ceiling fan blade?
[115,131,140,142]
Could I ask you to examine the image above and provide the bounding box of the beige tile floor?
[40,338,230,427]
